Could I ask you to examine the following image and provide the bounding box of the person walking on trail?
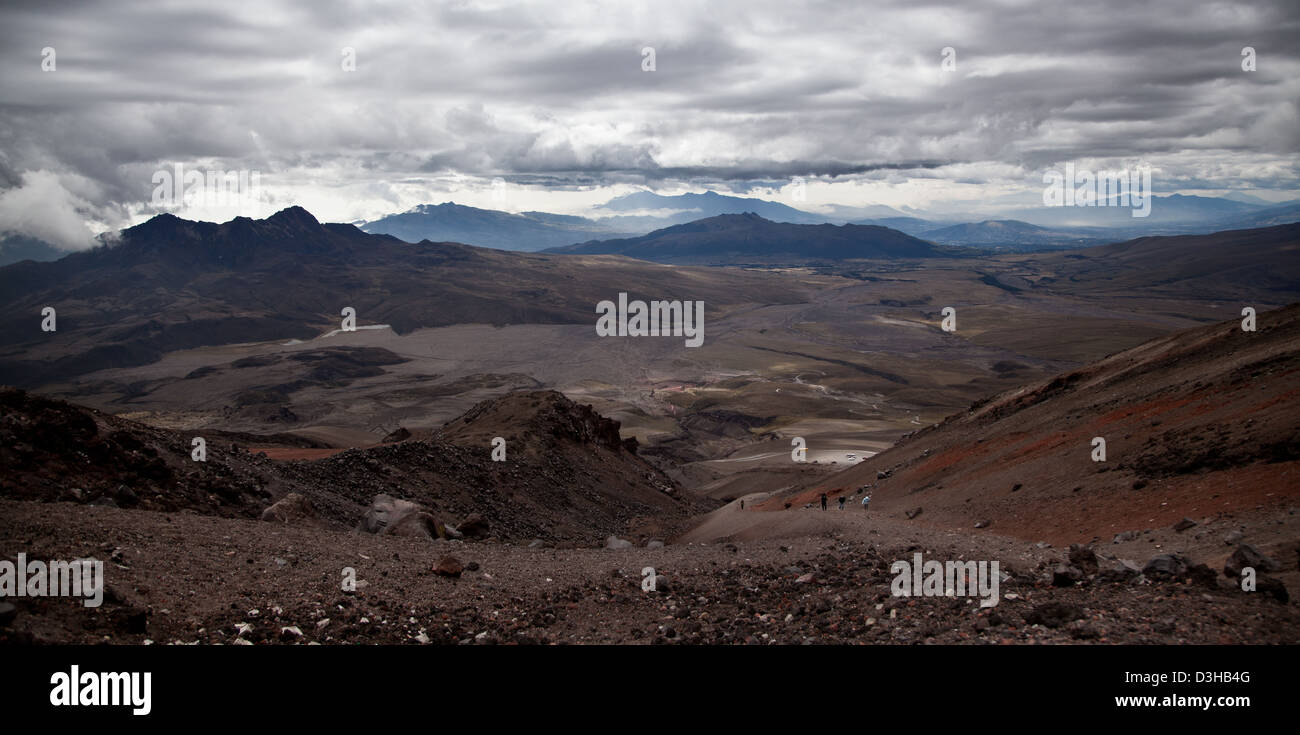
[820,493,828,511]
[838,496,846,511]
[861,495,871,511]
[740,499,744,510]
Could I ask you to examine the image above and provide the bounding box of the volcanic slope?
[0,387,702,544]
[766,303,1300,546]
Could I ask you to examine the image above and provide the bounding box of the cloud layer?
[0,0,1297,246]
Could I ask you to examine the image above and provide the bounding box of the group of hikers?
[820,488,870,511]
[737,487,871,512]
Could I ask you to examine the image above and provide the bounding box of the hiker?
[820,493,827,511]
[838,496,846,511]
[861,495,871,511]
[740,499,744,510]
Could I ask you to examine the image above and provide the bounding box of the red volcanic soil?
[776,304,1300,547]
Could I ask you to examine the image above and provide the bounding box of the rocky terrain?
[0,387,703,546]
[1,311,1297,644]
[1,498,1295,645]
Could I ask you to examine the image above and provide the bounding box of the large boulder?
[1224,544,1281,578]
[260,492,317,525]
[357,494,446,540]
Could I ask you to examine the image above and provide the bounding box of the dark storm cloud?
[0,0,1296,247]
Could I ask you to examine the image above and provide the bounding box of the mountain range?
[360,191,1299,253]
[0,206,807,386]
[546,212,953,264]
[7,191,1297,266]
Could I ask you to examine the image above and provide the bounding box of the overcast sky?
[0,0,1297,248]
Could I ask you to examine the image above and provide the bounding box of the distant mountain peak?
[362,201,628,251]
[125,211,192,240]
[266,205,321,226]
[547,211,944,264]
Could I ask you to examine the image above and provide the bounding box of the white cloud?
[0,0,1296,230]
[0,170,106,250]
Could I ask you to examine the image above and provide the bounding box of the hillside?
[769,303,1300,545]
[920,219,1107,251]
[546,213,951,264]
[0,386,703,544]
[1013,223,1300,302]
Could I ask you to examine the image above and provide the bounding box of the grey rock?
[1224,544,1280,578]
[1098,558,1142,582]
[1143,553,1189,579]
[356,494,446,540]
